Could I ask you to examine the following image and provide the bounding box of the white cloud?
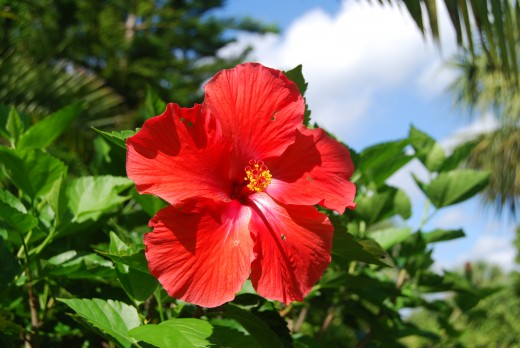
[220,1,457,143]
[467,235,518,271]
[440,113,500,152]
[434,207,468,228]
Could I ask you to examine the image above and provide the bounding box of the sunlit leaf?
[67,176,133,222]
[409,125,446,172]
[131,188,167,217]
[415,169,490,208]
[129,318,213,348]
[394,189,412,219]
[359,139,412,187]
[369,227,413,250]
[92,128,139,150]
[58,298,140,348]
[0,200,38,234]
[0,147,66,202]
[47,252,114,281]
[423,229,465,243]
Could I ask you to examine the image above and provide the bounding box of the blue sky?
[216,0,518,271]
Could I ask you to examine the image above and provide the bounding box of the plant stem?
[418,199,431,230]
[317,307,336,339]
[19,231,41,348]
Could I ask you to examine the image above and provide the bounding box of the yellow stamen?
[244,160,272,193]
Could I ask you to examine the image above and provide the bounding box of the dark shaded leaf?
[332,230,390,267]
[0,237,20,291]
[18,104,82,150]
[106,232,158,302]
[223,304,286,348]
[142,85,167,119]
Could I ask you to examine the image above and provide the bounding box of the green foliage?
[1,0,277,111]
[285,65,312,126]
[58,298,141,348]
[0,99,506,347]
[129,318,213,348]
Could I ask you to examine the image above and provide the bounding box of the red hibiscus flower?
[126,63,356,308]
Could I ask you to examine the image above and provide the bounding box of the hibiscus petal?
[126,103,232,204]
[266,127,356,214]
[145,199,254,308]
[248,193,333,304]
[204,63,305,164]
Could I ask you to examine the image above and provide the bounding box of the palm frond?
[374,0,519,84]
[466,127,520,216]
[0,50,124,123]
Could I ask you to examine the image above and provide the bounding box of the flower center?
[244,160,272,193]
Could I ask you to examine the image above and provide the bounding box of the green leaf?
[209,324,260,348]
[394,189,412,219]
[67,176,133,223]
[0,148,67,201]
[0,104,10,140]
[92,128,138,150]
[284,65,308,96]
[131,189,167,217]
[0,189,27,213]
[47,252,115,280]
[0,200,38,233]
[142,85,167,119]
[223,304,286,348]
[106,232,158,302]
[6,107,24,147]
[332,230,390,267]
[354,187,398,225]
[18,104,82,150]
[439,139,478,172]
[423,229,465,243]
[46,170,67,221]
[284,65,311,125]
[0,237,20,291]
[409,125,446,172]
[359,139,412,187]
[369,227,413,250]
[0,147,33,197]
[58,298,140,348]
[129,318,213,348]
[415,169,490,208]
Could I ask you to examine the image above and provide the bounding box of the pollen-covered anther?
[244,160,272,193]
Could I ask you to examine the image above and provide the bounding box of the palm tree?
[374,0,519,215]
[379,0,519,85]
